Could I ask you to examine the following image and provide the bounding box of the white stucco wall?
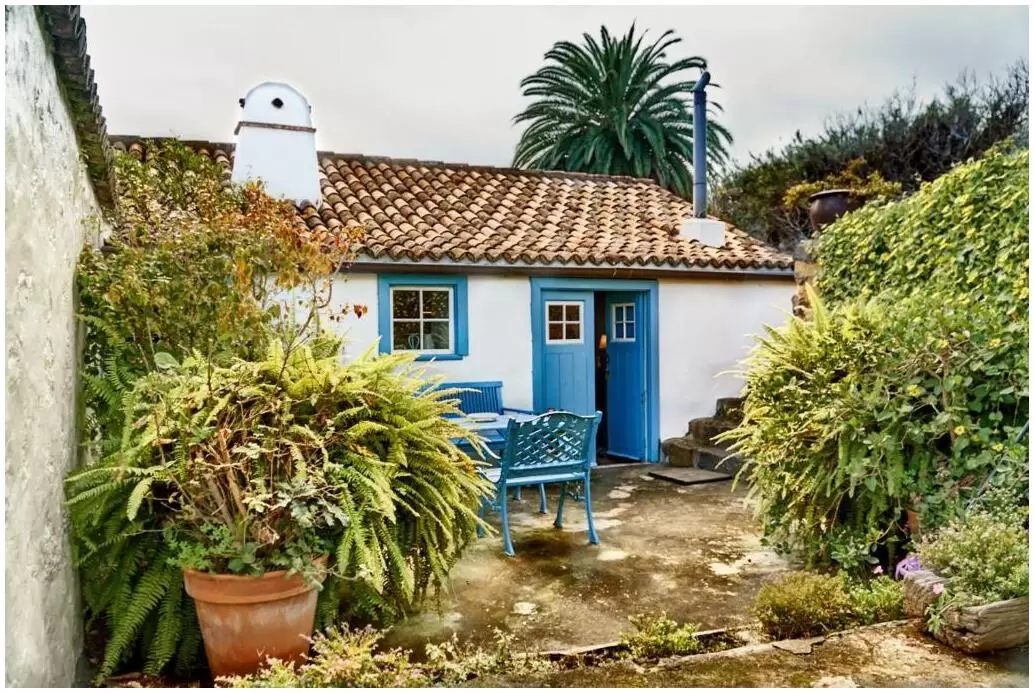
[657,278,794,440]
[4,6,108,687]
[322,272,535,410]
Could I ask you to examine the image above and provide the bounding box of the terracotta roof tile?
[110,138,792,272]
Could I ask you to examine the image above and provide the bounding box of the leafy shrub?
[66,335,493,680]
[712,61,1028,247]
[752,572,903,640]
[752,573,854,639]
[918,511,1028,608]
[620,614,702,660]
[221,626,554,687]
[918,511,1028,635]
[722,144,1029,571]
[722,289,1027,570]
[845,576,905,625]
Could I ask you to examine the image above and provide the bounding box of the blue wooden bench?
[476,410,602,556]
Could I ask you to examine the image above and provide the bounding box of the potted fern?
[67,335,490,677]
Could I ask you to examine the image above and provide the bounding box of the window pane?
[393,290,419,319]
[548,323,563,340]
[615,306,625,322]
[565,323,580,340]
[548,304,563,321]
[626,322,635,340]
[393,320,421,350]
[422,290,450,319]
[615,323,624,340]
[423,321,451,350]
[626,305,635,323]
[565,304,580,321]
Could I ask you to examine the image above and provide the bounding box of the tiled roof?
[38,6,116,211]
[111,138,792,273]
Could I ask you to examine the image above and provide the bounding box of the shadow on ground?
[384,465,788,654]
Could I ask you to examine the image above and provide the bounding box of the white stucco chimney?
[231,82,321,206]
[679,216,727,248]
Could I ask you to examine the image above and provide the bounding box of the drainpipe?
[692,71,711,218]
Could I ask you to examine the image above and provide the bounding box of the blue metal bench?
[477,410,602,556]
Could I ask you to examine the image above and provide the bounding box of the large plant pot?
[808,189,863,233]
[183,556,327,677]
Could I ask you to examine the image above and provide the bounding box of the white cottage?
[115,82,794,463]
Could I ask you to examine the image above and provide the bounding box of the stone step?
[687,416,738,446]
[660,435,745,476]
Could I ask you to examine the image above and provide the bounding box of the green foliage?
[721,145,1029,571]
[220,626,555,688]
[753,573,855,640]
[845,575,905,626]
[918,511,1028,634]
[752,572,903,640]
[620,614,702,660]
[713,61,1028,246]
[67,338,493,680]
[513,23,732,198]
[816,144,1029,319]
[69,141,366,681]
[781,158,902,212]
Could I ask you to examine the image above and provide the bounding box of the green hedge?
[817,143,1029,320]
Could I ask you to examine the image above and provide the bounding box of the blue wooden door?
[605,293,646,459]
[539,290,595,415]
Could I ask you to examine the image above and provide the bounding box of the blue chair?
[477,410,602,557]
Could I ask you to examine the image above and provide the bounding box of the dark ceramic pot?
[808,189,862,233]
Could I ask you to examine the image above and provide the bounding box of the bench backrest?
[500,411,602,483]
[439,380,504,415]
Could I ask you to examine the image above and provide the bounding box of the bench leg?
[500,489,515,557]
[538,484,547,514]
[554,482,568,529]
[513,487,522,501]
[583,472,599,546]
[476,496,487,539]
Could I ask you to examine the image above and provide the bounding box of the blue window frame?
[612,302,636,342]
[377,274,468,361]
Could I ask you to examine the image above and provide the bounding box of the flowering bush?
[917,510,1028,633]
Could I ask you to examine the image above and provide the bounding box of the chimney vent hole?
[272,97,284,109]
[238,98,245,108]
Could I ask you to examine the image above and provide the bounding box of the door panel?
[540,290,594,415]
[605,293,646,459]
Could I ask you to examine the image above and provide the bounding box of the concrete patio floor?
[384,464,789,654]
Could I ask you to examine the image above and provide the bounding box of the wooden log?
[902,570,951,619]
[902,570,1028,653]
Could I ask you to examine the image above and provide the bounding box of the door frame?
[530,277,661,462]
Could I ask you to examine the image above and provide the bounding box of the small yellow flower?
[953,425,966,436]
[989,338,1002,349]
[992,443,1005,452]
[906,384,923,397]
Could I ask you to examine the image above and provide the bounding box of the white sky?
[80,4,1028,170]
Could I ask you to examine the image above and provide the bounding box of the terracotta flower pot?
[183,556,328,677]
[905,509,921,536]
[808,189,863,233]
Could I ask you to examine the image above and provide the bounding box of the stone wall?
[4,6,109,686]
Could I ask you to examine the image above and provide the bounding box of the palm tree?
[513,24,733,199]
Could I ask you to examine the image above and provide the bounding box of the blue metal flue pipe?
[692,70,711,218]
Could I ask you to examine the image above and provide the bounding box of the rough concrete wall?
[4,6,107,687]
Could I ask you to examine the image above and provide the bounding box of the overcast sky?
[80,4,1028,170]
